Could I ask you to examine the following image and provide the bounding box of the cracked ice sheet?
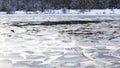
[0,17,120,68]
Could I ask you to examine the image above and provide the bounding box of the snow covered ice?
[0,15,120,68]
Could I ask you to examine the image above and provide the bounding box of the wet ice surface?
[0,20,120,68]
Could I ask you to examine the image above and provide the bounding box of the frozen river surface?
[0,17,120,68]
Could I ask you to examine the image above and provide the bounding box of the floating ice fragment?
[55,52,89,62]
[0,59,13,68]
[112,49,120,58]
[43,51,64,56]
[61,62,80,68]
